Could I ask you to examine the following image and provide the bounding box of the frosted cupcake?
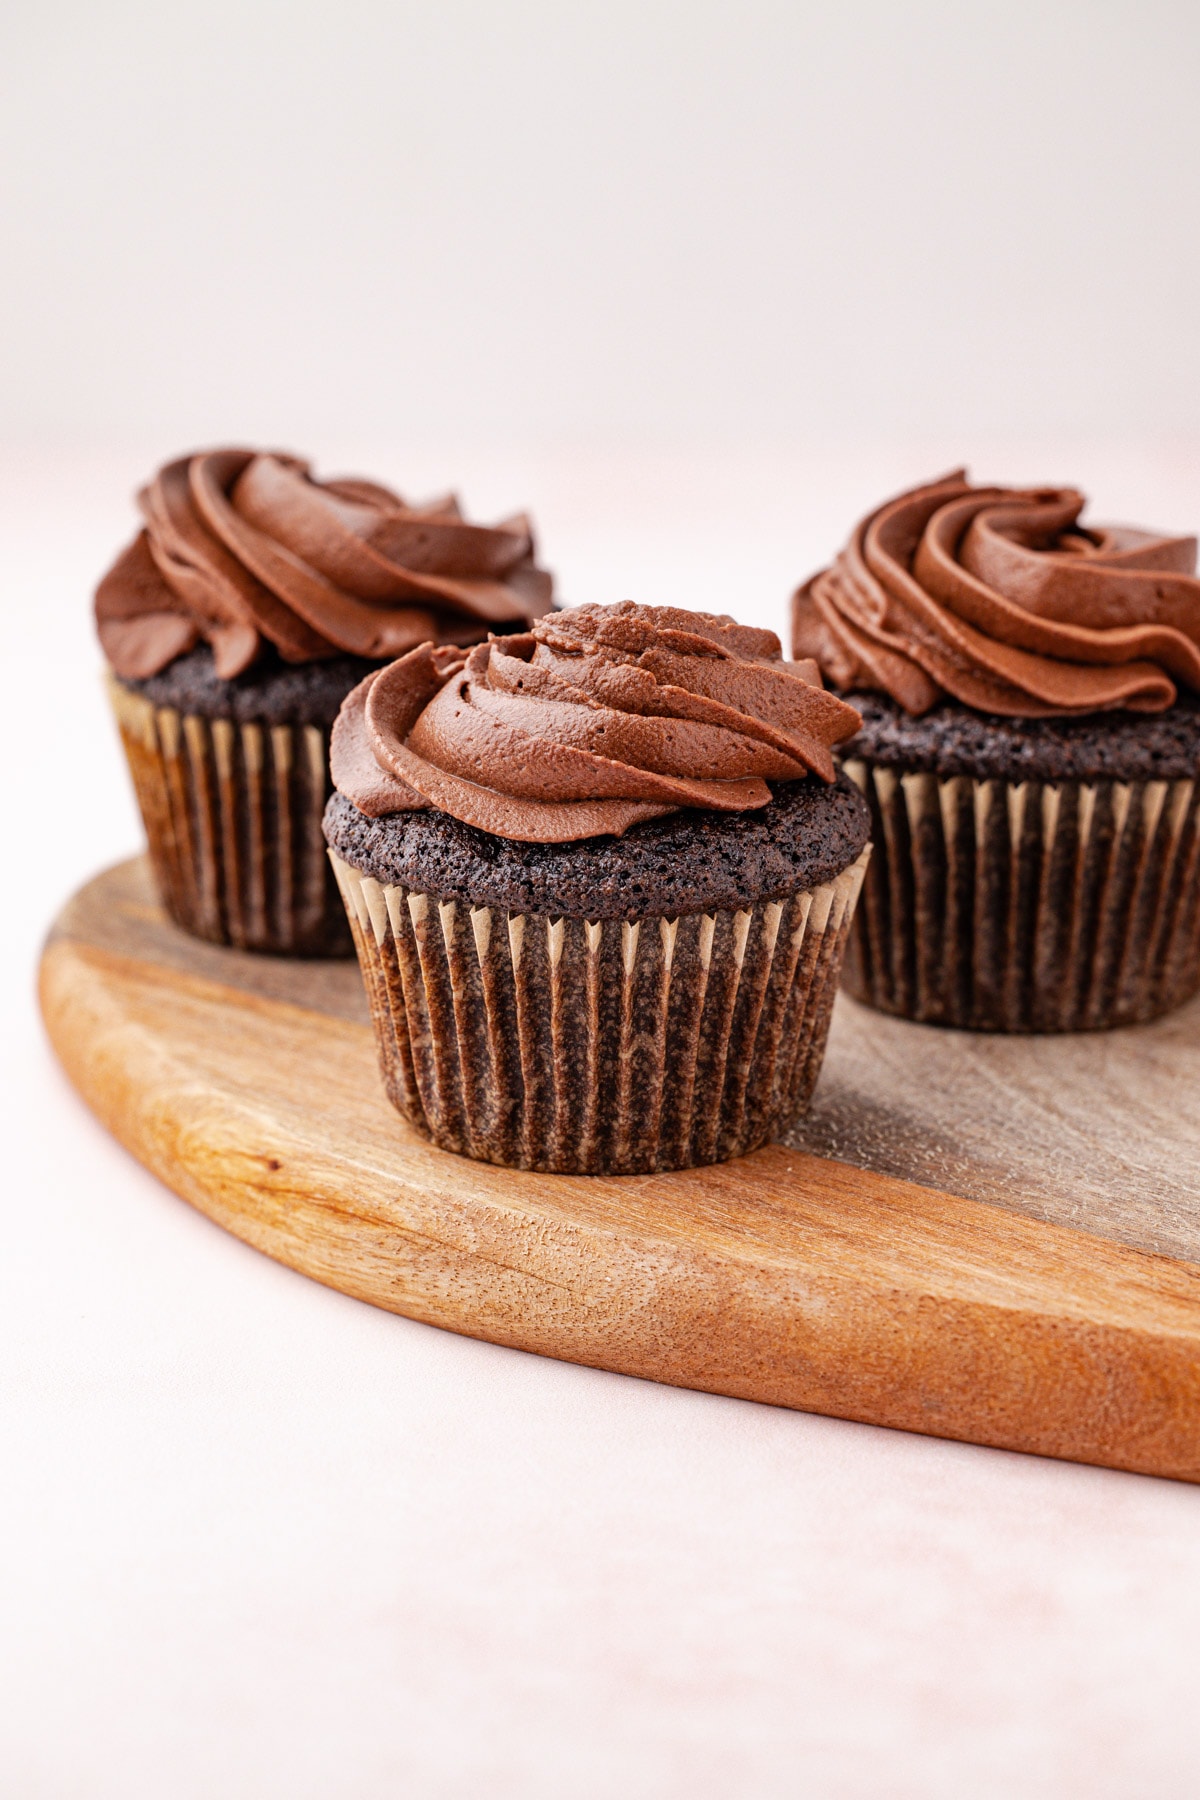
[324,603,870,1173]
[793,471,1200,1030]
[96,448,552,955]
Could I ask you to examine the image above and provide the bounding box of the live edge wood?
[40,857,1200,1483]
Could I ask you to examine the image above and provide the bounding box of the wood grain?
[39,857,1200,1483]
[794,980,1200,1267]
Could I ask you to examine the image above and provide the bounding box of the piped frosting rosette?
[97,447,554,680]
[793,470,1200,717]
[332,601,863,843]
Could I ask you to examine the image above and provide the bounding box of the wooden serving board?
[40,857,1200,1482]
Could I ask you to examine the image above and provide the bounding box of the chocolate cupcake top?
[324,778,870,918]
[331,601,862,844]
[793,470,1200,718]
[96,447,554,681]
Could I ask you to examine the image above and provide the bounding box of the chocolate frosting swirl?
[96,447,554,680]
[792,471,1200,718]
[331,602,862,843]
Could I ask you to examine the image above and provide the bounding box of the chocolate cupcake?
[324,603,870,1173]
[793,471,1200,1030]
[96,448,552,955]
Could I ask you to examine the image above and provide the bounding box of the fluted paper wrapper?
[109,677,352,957]
[843,757,1200,1031]
[330,847,869,1173]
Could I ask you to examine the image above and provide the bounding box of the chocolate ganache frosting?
[96,448,554,681]
[331,602,862,843]
[792,471,1200,718]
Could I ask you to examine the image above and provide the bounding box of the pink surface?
[6,450,1200,1797]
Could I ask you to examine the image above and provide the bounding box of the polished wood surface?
[39,857,1200,1482]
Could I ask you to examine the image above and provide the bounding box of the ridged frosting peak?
[96,447,553,680]
[792,471,1200,717]
[331,601,862,843]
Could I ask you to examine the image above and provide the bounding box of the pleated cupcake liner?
[842,756,1200,1031]
[330,846,870,1174]
[108,676,353,957]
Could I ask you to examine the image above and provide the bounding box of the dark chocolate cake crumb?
[324,777,870,920]
[117,624,534,728]
[116,643,384,728]
[841,691,1200,784]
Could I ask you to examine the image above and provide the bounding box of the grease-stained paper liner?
[109,677,352,957]
[843,757,1200,1031]
[330,847,869,1173]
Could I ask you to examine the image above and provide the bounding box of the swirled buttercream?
[96,447,554,680]
[331,602,862,843]
[792,471,1200,718]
